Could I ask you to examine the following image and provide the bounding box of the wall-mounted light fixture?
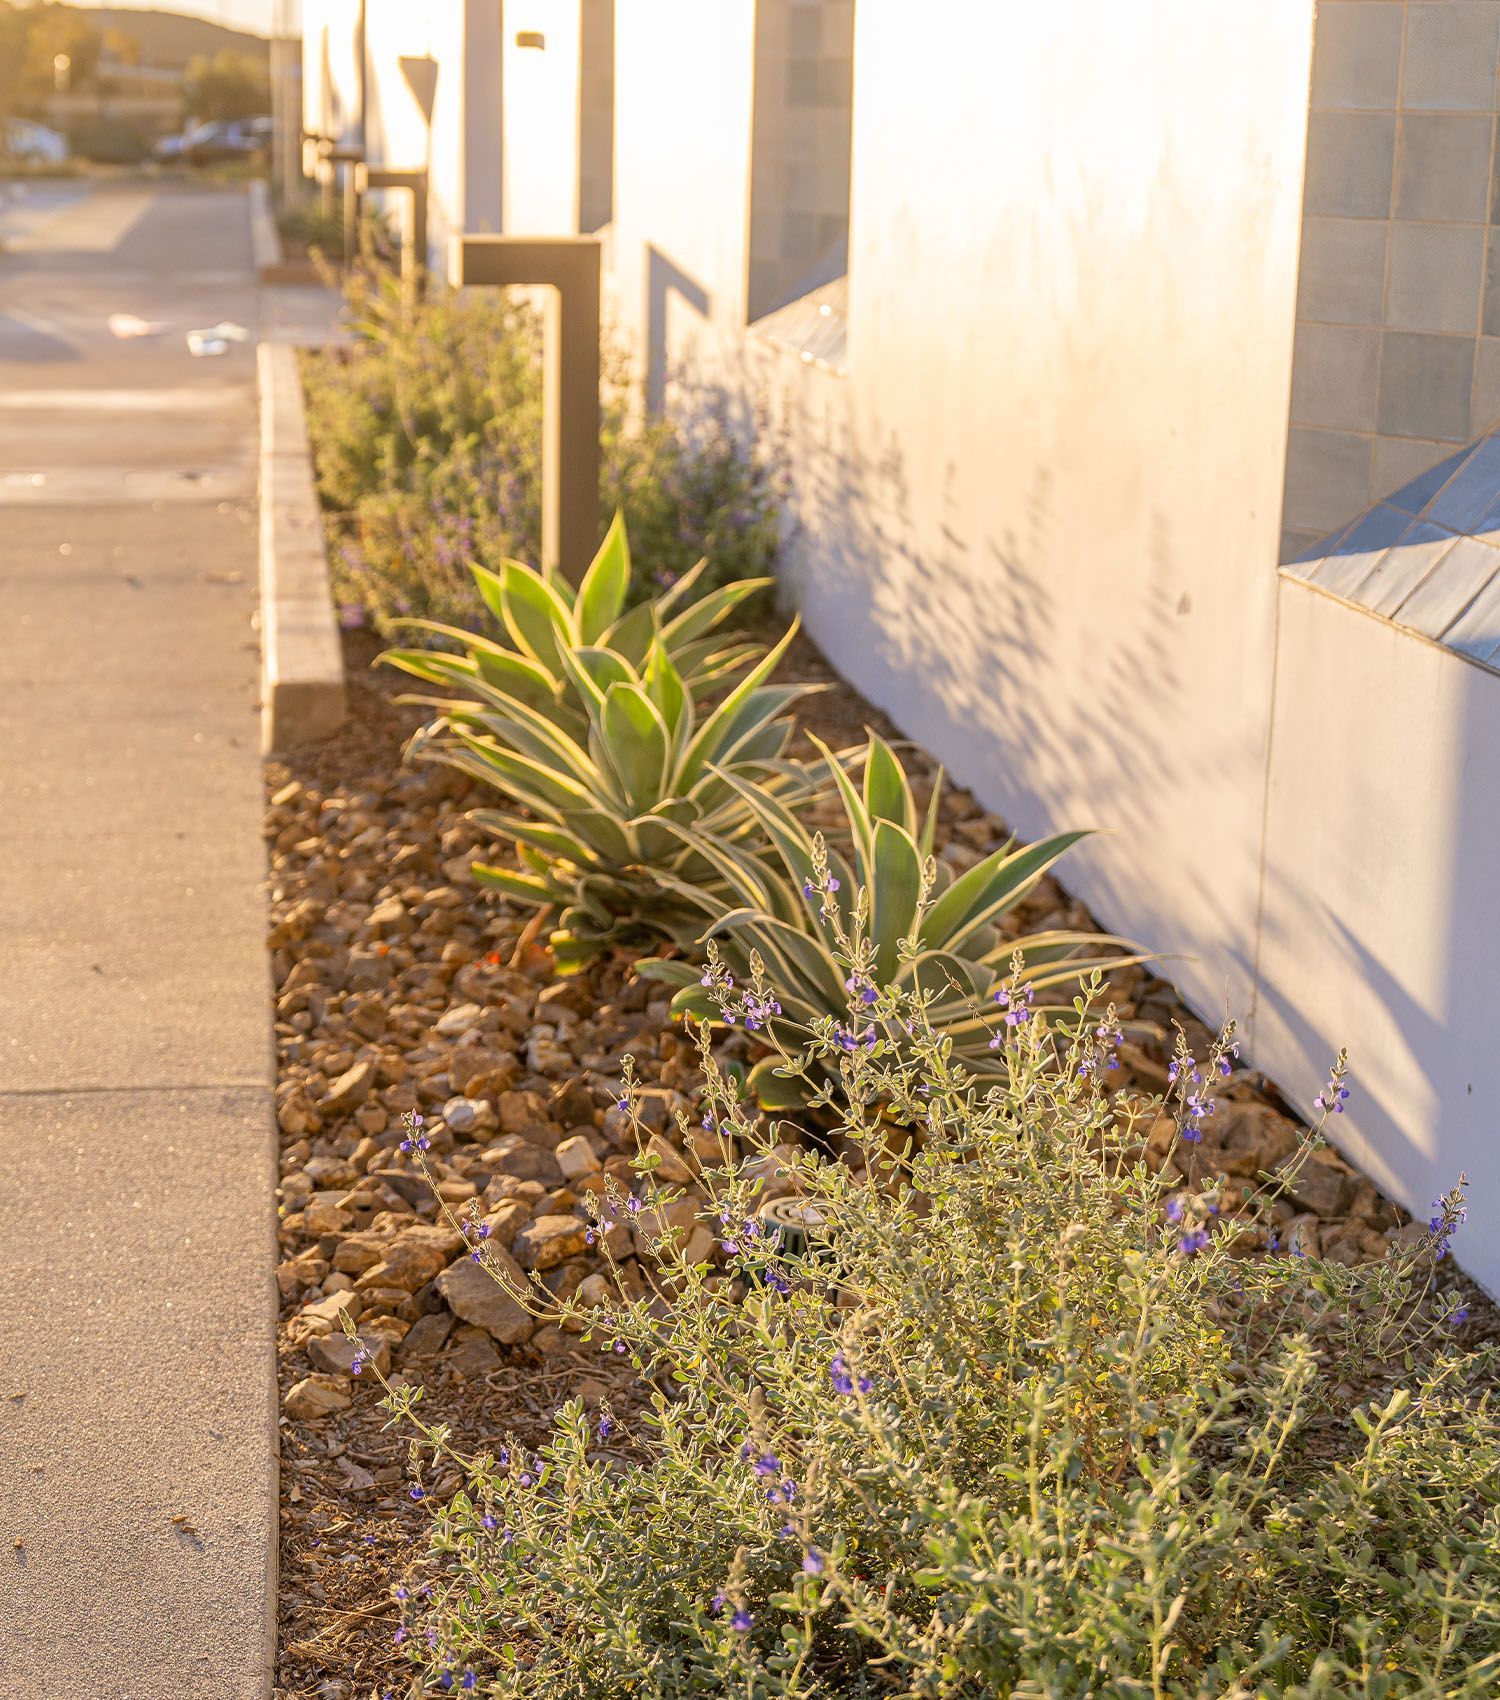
[515,31,546,49]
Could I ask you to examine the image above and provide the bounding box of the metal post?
[353,165,429,299]
[452,236,602,584]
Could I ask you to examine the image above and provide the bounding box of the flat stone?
[555,1134,602,1181]
[435,1002,484,1038]
[513,1213,590,1271]
[1276,1152,1354,1219]
[307,1331,391,1378]
[323,1058,376,1113]
[436,1251,536,1346]
[395,1311,454,1361]
[284,1374,351,1420]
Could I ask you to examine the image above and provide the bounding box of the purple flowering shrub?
[300,265,782,638]
[369,969,1495,1698]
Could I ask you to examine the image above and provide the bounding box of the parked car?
[153,116,271,167]
[1,118,68,166]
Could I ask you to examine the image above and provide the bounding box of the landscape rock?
[513,1213,590,1271]
[308,1331,392,1378]
[554,1134,602,1181]
[1276,1153,1354,1220]
[396,1311,454,1361]
[284,1374,351,1420]
[323,1059,376,1113]
[436,1250,536,1345]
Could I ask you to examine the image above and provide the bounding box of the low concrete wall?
[257,342,347,754]
[1258,574,1500,1293]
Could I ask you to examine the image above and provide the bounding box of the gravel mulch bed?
[266,624,1496,1698]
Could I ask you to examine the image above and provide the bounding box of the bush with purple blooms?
[301,263,783,638]
[372,955,1496,1699]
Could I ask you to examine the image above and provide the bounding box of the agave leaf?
[498,557,573,676]
[601,598,657,670]
[380,648,480,687]
[869,819,923,983]
[918,764,945,860]
[449,731,598,815]
[747,1056,809,1111]
[596,683,672,816]
[472,862,556,904]
[805,731,875,884]
[700,911,847,1012]
[555,806,635,866]
[661,576,774,647]
[863,734,916,836]
[469,561,509,628]
[633,956,700,989]
[678,620,801,787]
[575,509,630,642]
[472,646,563,709]
[468,809,601,867]
[920,830,1092,952]
[643,641,690,743]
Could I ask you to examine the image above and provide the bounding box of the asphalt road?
[0,181,277,1699]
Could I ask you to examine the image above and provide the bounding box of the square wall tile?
[1385,222,1484,331]
[1373,435,1467,503]
[1311,3,1404,110]
[1395,113,1493,220]
[1283,427,1374,533]
[1472,334,1500,426]
[1378,331,1477,439]
[1296,217,1389,322]
[1402,4,1500,111]
[1290,322,1382,429]
[1483,228,1500,333]
[1304,112,1396,217]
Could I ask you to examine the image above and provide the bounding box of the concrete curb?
[248,177,279,274]
[250,179,327,285]
[257,341,347,753]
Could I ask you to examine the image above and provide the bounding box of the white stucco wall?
[1259,578,1498,1290]
[301,0,503,265]
[611,0,1313,1024]
[501,2,584,235]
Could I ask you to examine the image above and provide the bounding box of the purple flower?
[711,1591,726,1615]
[830,1352,872,1396]
[731,1608,753,1632]
[753,1453,781,1478]
[994,981,1034,1028]
[481,1514,497,1532]
[598,1415,614,1441]
[1177,1228,1210,1257]
[765,1268,791,1296]
[409,1485,424,1501]
[338,602,366,630]
[803,1548,824,1575]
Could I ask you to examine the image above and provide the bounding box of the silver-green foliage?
[389,518,818,971]
[382,511,770,743]
[384,981,1496,1698]
[639,732,1141,1106]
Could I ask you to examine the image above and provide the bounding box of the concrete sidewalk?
[0,184,277,1697]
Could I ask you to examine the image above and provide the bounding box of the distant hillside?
[87,7,269,69]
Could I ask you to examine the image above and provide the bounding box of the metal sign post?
[451,236,603,585]
[352,165,429,299]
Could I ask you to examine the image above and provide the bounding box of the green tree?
[182,51,268,122]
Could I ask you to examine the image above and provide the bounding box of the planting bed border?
[258,340,348,754]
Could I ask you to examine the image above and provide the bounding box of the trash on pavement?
[107,314,166,339]
[186,321,250,358]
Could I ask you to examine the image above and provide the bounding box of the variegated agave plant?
[388,520,821,971]
[638,734,1143,1107]
[381,512,771,741]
